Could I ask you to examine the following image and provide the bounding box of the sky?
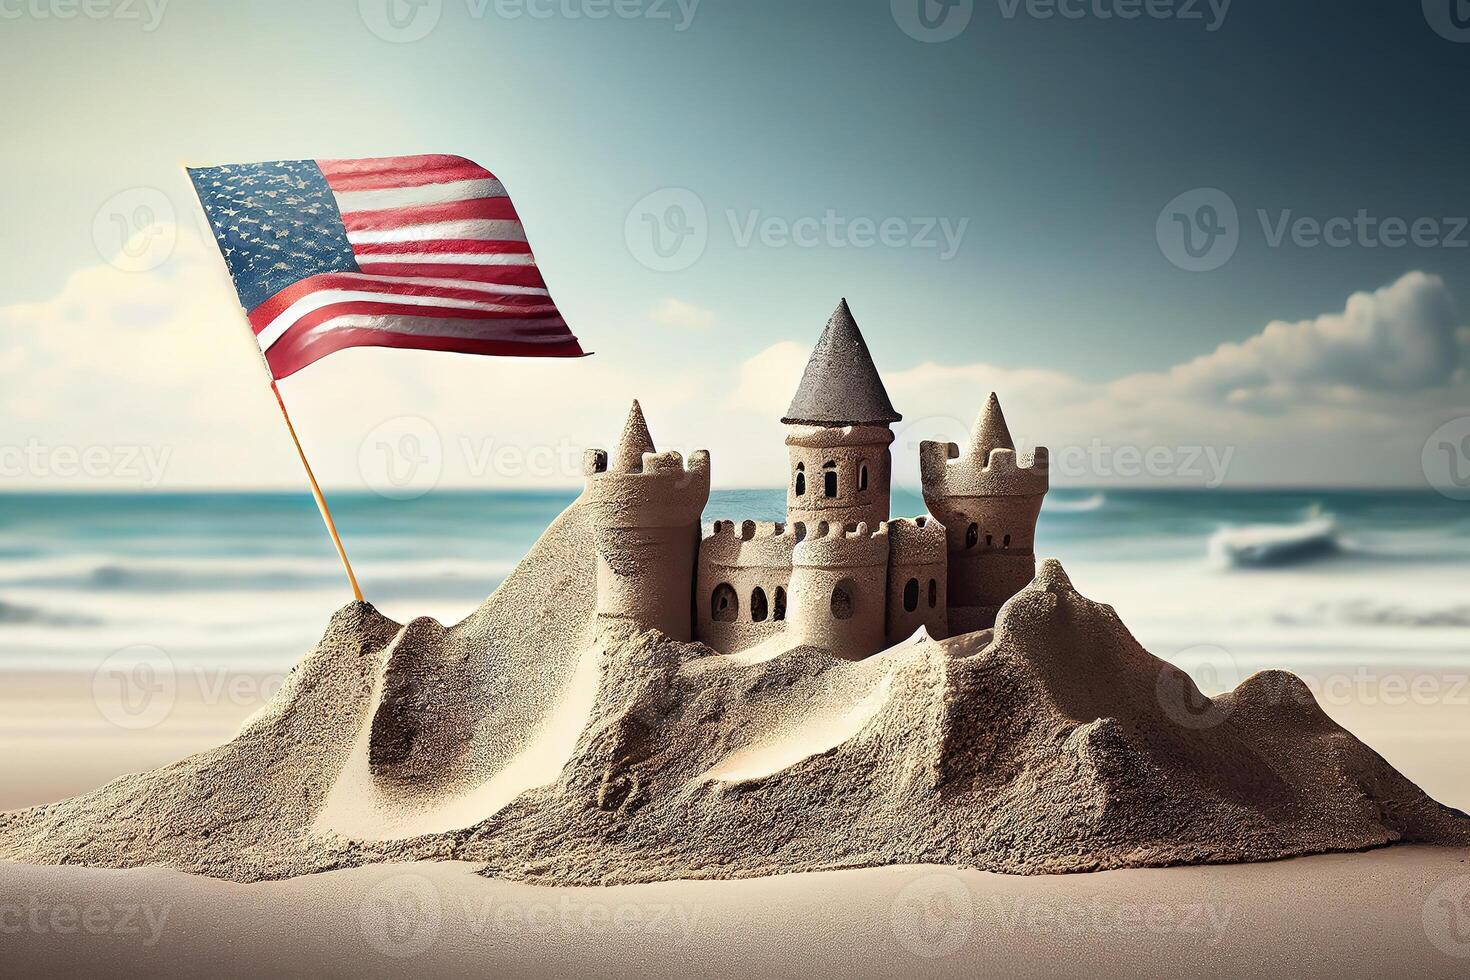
[1,0,1468,492]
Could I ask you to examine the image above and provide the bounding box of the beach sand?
[3,846,1468,979]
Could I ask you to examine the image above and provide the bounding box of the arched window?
[965,523,979,549]
[830,581,855,620]
[711,583,738,622]
[928,579,938,608]
[794,463,806,497]
[751,587,769,623]
[823,461,838,498]
[1003,534,1011,549]
[985,533,993,549]
[858,463,869,492]
[773,586,787,621]
[903,578,919,613]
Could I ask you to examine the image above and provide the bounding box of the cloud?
[650,297,715,330]
[3,247,1466,492]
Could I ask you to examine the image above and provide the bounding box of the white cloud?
[3,248,1466,492]
[650,297,715,330]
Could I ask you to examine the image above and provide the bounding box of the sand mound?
[2,501,1466,884]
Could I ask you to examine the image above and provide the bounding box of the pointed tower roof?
[969,392,1015,460]
[781,299,902,427]
[610,399,656,472]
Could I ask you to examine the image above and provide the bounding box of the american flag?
[187,154,585,379]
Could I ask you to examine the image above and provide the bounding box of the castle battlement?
[919,394,1049,500]
[700,520,802,567]
[792,520,890,569]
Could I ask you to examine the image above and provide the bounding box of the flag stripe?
[266,326,584,379]
[346,218,528,245]
[330,177,507,212]
[350,262,548,287]
[339,197,521,232]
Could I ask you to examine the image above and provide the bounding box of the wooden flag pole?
[269,379,365,603]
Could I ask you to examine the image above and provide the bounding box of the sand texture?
[1,497,1466,884]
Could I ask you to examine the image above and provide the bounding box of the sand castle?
[587,299,1049,660]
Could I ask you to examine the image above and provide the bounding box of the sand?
[4,847,1469,979]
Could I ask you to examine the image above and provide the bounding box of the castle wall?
[789,521,889,660]
[585,446,711,642]
[884,517,948,645]
[696,520,799,654]
[785,425,893,529]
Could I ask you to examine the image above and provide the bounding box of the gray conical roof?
[781,299,901,426]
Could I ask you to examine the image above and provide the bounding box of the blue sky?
[2,0,1468,491]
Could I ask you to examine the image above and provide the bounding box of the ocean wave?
[1045,492,1106,514]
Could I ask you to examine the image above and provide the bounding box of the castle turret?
[584,400,710,641]
[920,393,1048,634]
[789,521,890,660]
[696,520,800,654]
[884,517,948,645]
[783,300,900,530]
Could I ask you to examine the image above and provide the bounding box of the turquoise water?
[0,489,1466,672]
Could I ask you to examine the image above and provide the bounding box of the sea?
[1,489,1467,695]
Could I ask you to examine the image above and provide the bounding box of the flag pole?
[268,379,365,603]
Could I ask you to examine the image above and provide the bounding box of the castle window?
[831,580,855,620]
[1003,534,1011,549]
[985,534,993,549]
[773,586,787,621]
[712,583,738,623]
[794,463,806,497]
[928,579,938,608]
[823,461,837,498]
[751,587,769,623]
[965,523,978,549]
[903,578,919,613]
[858,463,869,492]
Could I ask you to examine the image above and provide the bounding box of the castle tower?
[695,520,800,654]
[884,517,948,645]
[919,393,1048,635]
[782,299,901,530]
[584,400,710,641]
[788,521,890,661]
